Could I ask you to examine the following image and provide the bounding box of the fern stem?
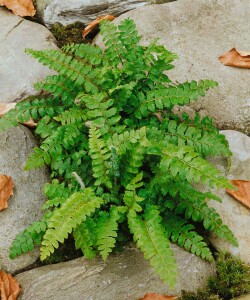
[72,171,85,190]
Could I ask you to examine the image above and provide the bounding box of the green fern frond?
[100,20,127,67]
[25,48,99,93]
[89,126,112,188]
[123,172,144,212]
[35,75,81,106]
[158,119,231,157]
[186,202,237,246]
[0,96,63,131]
[62,43,102,66]
[96,206,121,260]
[9,212,51,259]
[135,80,218,119]
[163,212,213,261]
[107,127,148,154]
[157,144,233,188]
[0,110,19,131]
[73,218,97,259]
[166,197,238,247]
[151,175,221,203]
[24,147,51,170]
[40,188,103,260]
[128,206,177,289]
[78,92,121,133]
[53,108,87,125]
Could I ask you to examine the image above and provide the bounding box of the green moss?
[181,252,250,300]
[209,252,250,299]
[181,291,222,300]
[50,22,90,48]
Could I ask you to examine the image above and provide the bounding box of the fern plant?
[0,18,237,289]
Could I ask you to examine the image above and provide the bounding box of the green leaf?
[40,189,103,260]
[128,206,177,289]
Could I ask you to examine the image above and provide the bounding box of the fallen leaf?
[226,180,250,209]
[0,270,21,300]
[22,118,37,127]
[82,15,116,38]
[0,175,14,212]
[219,48,250,69]
[139,293,178,300]
[0,103,16,117]
[0,0,35,17]
[0,102,37,127]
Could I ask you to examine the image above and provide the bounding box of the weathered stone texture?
[0,125,49,273]
[16,244,215,299]
[0,7,57,103]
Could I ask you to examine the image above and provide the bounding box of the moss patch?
[50,22,91,48]
[180,252,250,300]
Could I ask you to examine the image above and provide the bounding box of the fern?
[128,206,177,289]
[163,212,213,261]
[89,126,112,188]
[1,18,238,289]
[155,144,232,188]
[123,172,144,212]
[40,188,103,260]
[96,206,120,260]
[73,218,97,259]
[9,212,51,259]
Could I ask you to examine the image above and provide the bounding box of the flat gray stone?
[35,0,175,27]
[0,7,58,103]
[95,0,250,134]
[0,125,49,273]
[16,244,215,299]
[208,130,250,264]
[37,0,147,27]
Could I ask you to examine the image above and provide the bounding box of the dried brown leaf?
[0,103,16,117]
[82,15,116,38]
[219,48,250,69]
[139,293,178,300]
[0,175,14,212]
[0,270,21,300]
[0,0,35,17]
[23,118,37,127]
[0,102,37,127]
[226,180,250,209]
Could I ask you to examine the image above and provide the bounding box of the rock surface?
[0,7,58,103]
[16,244,215,300]
[233,294,250,300]
[0,125,49,273]
[208,130,250,264]
[36,0,175,28]
[95,0,250,135]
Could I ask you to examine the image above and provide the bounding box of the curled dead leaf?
[0,175,14,212]
[0,102,37,127]
[0,0,35,17]
[82,15,116,38]
[139,293,178,300]
[226,180,250,209]
[22,118,37,127]
[0,103,16,117]
[219,48,250,69]
[0,270,21,300]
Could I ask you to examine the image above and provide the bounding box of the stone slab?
[0,125,49,273]
[0,7,58,103]
[16,244,215,299]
